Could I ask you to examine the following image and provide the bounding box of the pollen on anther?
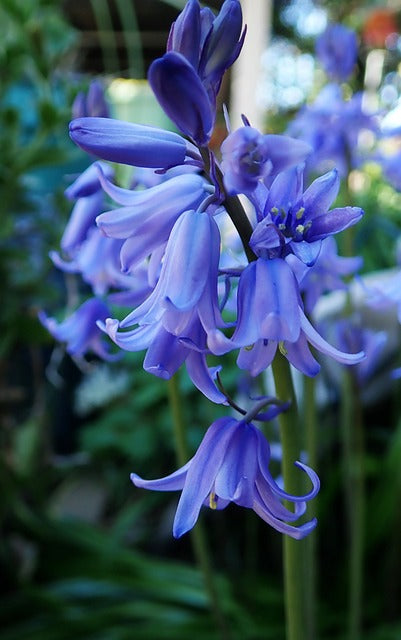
[209,493,218,509]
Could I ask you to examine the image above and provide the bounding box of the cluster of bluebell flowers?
[42,1,368,539]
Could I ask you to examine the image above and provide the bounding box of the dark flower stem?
[167,374,231,640]
[221,179,307,640]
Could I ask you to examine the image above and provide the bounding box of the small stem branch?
[167,375,230,640]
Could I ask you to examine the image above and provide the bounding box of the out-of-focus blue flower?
[250,167,363,266]
[69,117,199,169]
[72,79,110,119]
[335,316,387,385]
[288,236,363,313]
[39,298,115,360]
[231,258,364,376]
[51,229,143,297]
[150,0,245,145]
[375,150,401,191]
[131,415,319,538]
[221,125,311,195]
[288,84,378,176]
[316,24,358,82]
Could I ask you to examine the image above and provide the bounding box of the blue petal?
[300,309,365,364]
[65,162,113,199]
[303,169,340,221]
[131,462,191,492]
[233,259,301,345]
[305,206,363,242]
[173,417,237,537]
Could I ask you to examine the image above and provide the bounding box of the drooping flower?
[95,166,213,272]
[117,208,224,340]
[316,23,358,82]
[231,258,365,377]
[131,416,319,539]
[39,298,116,360]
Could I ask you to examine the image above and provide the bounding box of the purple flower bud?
[69,117,190,169]
[72,80,110,119]
[167,0,201,68]
[199,0,245,89]
[148,52,215,146]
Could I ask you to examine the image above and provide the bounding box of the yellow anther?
[209,492,218,509]
[271,207,279,214]
[278,223,286,231]
[295,207,305,219]
[244,343,254,351]
[295,224,305,234]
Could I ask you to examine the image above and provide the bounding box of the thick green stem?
[272,354,306,640]
[167,375,230,640]
[341,372,365,640]
[303,374,318,640]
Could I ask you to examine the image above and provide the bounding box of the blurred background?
[2,0,401,638]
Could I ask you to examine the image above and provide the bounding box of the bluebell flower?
[95,165,212,272]
[288,85,378,177]
[69,117,199,169]
[150,0,244,145]
[131,416,319,538]
[221,125,311,195]
[50,229,142,297]
[61,161,114,254]
[316,24,358,82]
[231,258,364,377]
[250,166,363,266]
[39,298,116,360]
[117,209,224,340]
[335,316,388,385]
